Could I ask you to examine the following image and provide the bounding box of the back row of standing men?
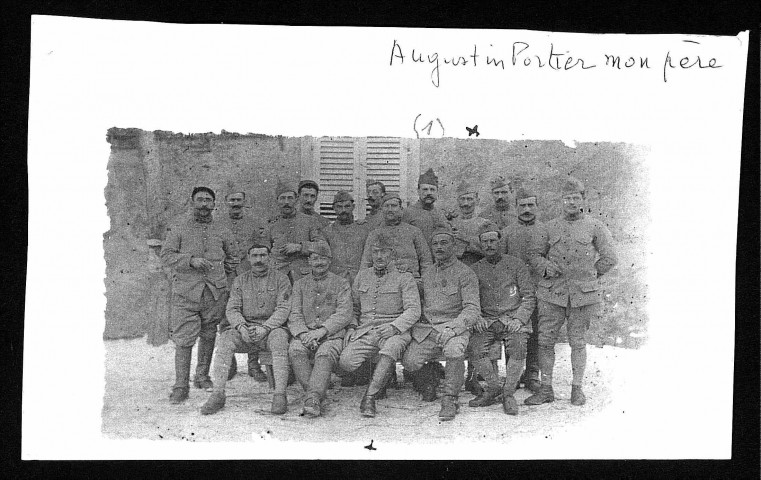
[160,167,618,421]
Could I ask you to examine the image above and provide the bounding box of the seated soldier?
[338,232,421,418]
[287,242,353,418]
[401,226,481,421]
[200,244,292,415]
[469,222,536,414]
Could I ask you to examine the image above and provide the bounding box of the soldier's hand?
[545,262,563,278]
[190,257,214,271]
[437,328,455,346]
[344,329,355,345]
[282,243,302,255]
[251,326,269,343]
[505,317,522,333]
[302,328,327,345]
[474,317,491,333]
[375,324,397,339]
[238,324,253,343]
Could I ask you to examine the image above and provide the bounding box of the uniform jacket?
[350,264,421,339]
[470,254,536,331]
[269,211,326,279]
[502,218,549,283]
[451,214,490,265]
[288,271,353,340]
[365,211,384,231]
[225,267,292,331]
[531,214,617,308]
[160,216,239,302]
[479,204,517,230]
[361,223,433,278]
[301,209,332,228]
[220,214,271,277]
[324,220,371,283]
[401,200,450,244]
[411,258,481,342]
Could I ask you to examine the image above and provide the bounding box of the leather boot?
[290,353,313,392]
[360,355,395,417]
[302,393,322,418]
[200,391,226,415]
[227,355,238,381]
[524,384,555,405]
[271,393,288,415]
[571,385,586,406]
[468,386,501,407]
[248,351,268,382]
[193,336,216,391]
[525,378,542,394]
[170,345,192,404]
[464,364,484,396]
[443,358,466,398]
[502,394,519,415]
[438,395,459,421]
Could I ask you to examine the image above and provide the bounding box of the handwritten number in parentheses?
[413,114,445,139]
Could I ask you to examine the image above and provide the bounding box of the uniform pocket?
[444,286,459,296]
[578,280,599,293]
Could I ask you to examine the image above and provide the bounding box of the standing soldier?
[323,191,371,284]
[502,186,548,393]
[287,242,352,417]
[525,177,617,406]
[269,179,327,283]
[402,168,450,245]
[402,226,481,421]
[339,232,421,417]
[160,186,238,404]
[200,243,292,415]
[361,193,433,281]
[297,179,332,228]
[479,176,517,229]
[220,189,271,383]
[451,180,490,266]
[365,180,386,230]
[469,222,536,414]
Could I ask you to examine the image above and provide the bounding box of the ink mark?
[413,114,445,139]
[364,440,377,451]
[466,125,480,137]
[682,40,701,44]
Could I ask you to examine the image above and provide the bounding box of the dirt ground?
[102,338,635,444]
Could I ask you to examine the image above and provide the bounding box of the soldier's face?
[562,193,584,216]
[366,184,384,207]
[517,196,538,222]
[226,192,245,212]
[418,183,438,205]
[333,200,355,222]
[371,246,393,269]
[248,247,270,269]
[382,199,403,223]
[299,187,318,212]
[431,234,455,262]
[277,192,297,215]
[492,186,511,207]
[457,193,477,215]
[479,231,501,258]
[193,191,215,216]
[308,253,331,275]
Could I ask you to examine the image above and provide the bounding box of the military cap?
[489,176,507,191]
[306,240,332,258]
[275,178,298,197]
[371,232,395,250]
[561,176,585,195]
[418,168,439,187]
[477,221,501,238]
[380,192,402,206]
[514,186,538,202]
[333,190,354,204]
[192,186,216,201]
[298,179,320,193]
[455,180,477,197]
[431,224,455,240]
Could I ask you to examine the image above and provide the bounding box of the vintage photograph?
[102,129,649,443]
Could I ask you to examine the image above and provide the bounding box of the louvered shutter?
[365,137,405,216]
[314,137,357,220]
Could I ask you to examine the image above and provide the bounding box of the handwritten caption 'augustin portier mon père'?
[389,39,722,87]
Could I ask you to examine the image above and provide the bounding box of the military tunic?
[365,210,384,231]
[361,223,433,279]
[339,265,420,369]
[301,209,332,228]
[324,220,371,283]
[220,214,271,276]
[479,204,517,230]
[401,200,450,244]
[451,214,491,266]
[269,211,326,282]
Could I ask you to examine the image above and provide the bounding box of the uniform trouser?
[211,326,290,394]
[402,330,470,397]
[169,287,228,388]
[288,337,343,399]
[524,308,540,380]
[469,321,527,394]
[338,329,412,373]
[537,300,602,387]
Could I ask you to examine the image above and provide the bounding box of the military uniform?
[302,209,332,228]
[402,200,450,244]
[324,220,371,284]
[469,253,536,410]
[479,204,517,230]
[452,214,490,266]
[269,211,326,282]
[220,214,271,277]
[160,215,238,391]
[365,210,384,230]
[361,223,433,280]
[287,270,352,408]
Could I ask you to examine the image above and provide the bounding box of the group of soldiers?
[159,167,617,421]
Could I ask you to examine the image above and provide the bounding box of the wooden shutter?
[313,137,356,220]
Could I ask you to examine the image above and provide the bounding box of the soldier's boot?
[360,355,395,418]
[303,356,333,418]
[227,355,238,381]
[270,353,290,415]
[200,391,226,415]
[464,363,484,396]
[248,351,268,383]
[302,393,322,418]
[524,385,555,405]
[571,385,586,406]
[169,345,192,404]
[525,378,542,394]
[525,345,556,405]
[419,363,440,402]
[438,395,459,421]
[468,356,502,407]
[193,336,216,391]
[289,353,313,392]
[502,358,522,415]
[502,394,519,415]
